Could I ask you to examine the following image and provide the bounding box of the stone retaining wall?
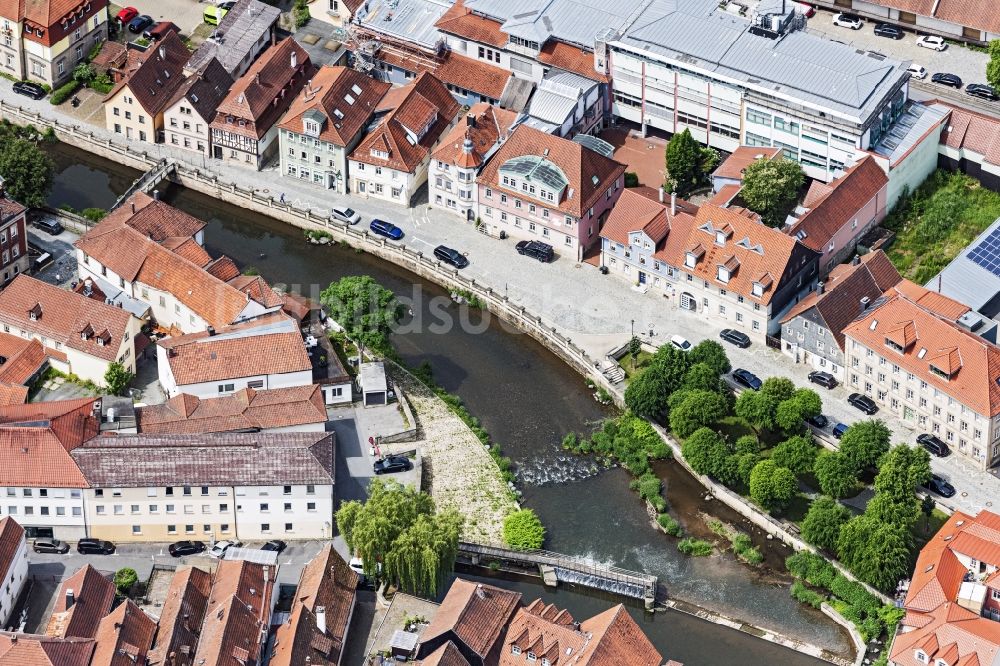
[821,603,868,666]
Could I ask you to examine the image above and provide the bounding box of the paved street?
[4,77,999,514]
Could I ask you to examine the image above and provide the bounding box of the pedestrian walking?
[279,192,285,204]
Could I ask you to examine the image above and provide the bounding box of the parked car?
[77,538,115,555]
[209,540,241,559]
[832,13,863,29]
[12,81,46,100]
[966,83,999,101]
[33,218,64,235]
[349,557,365,575]
[795,2,814,17]
[731,368,762,391]
[369,219,403,240]
[847,392,878,414]
[515,240,554,263]
[203,0,234,25]
[433,245,469,269]
[168,540,206,557]
[917,433,950,457]
[719,328,751,348]
[807,370,837,389]
[261,540,287,553]
[806,414,828,429]
[142,21,179,41]
[906,64,928,80]
[874,23,904,39]
[669,334,692,351]
[373,454,413,475]
[331,205,360,225]
[931,72,963,88]
[925,474,956,498]
[832,422,849,439]
[127,14,153,33]
[33,538,69,554]
[916,35,947,51]
[116,6,138,23]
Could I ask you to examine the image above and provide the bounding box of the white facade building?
[0,518,28,629]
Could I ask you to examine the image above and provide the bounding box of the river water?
[44,142,847,664]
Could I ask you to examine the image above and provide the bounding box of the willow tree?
[335,479,462,596]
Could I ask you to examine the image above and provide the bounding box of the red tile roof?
[0,275,135,363]
[0,632,94,666]
[0,518,24,584]
[0,332,46,387]
[106,31,191,116]
[350,72,461,174]
[477,124,627,218]
[780,250,902,350]
[433,0,507,47]
[421,579,521,659]
[420,642,471,666]
[891,603,1000,666]
[90,600,157,666]
[193,560,275,666]
[278,66,390,147]
[160,325,311,386]
[0,398,95,488]
[137,385,327,434]
[0,195,26,222]
[147,566,212,666]
[863,0,1000,35]
[788,156,887,253]
[432,103,518,169]
[5,0,108,48]
[537,40,609,83]
[843,285,1000,417]
[46,565,116,640]
[600,188,698,249]
[712,146,781,181]
[940,103,1000,167]
[269,545,358,666]
[213,38,313,140]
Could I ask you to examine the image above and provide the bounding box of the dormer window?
[929,364,953,380]
[751,282,763,297]
[304,119,320,136]
[370,148,389,159]
[717,266,730,283]
[685,253,697,269]
[885,338,903,353]
[935,660,948,666]
[526,653,537,663]
[915,650,928,664]
[28,303,41,321]
[511,646,521,655]
[715,230,726,245]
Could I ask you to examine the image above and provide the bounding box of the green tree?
[681,427,729,478]
[839,420,891,472]
[775,389,822,434]
[72,62,95,83]
[628,335,642,370]
[669,389,728,438]
[734,389,777,433]
[735,452,760,486]
[682,362,720,392]
[864,444,931,529]
[687,340,731,376]
[665,129,700,195]
[320,276,401,357]
[0,138,54,208]
[813,450,857,498]
[801,496,851,552]
[503,509,546,550]
[771,434,818,475]
[748,459,797,511]
[739,157,805,227]
[760,376,796,403]
[113,567,138,597]
[334,479,460,596]
[625,344,692,421]
[838,515,913,591]
[103,361,134,396]
[733,435,761,455]
[988,40,1000,92]
[920,495,936,533]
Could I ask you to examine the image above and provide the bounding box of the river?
[43,142,848,664]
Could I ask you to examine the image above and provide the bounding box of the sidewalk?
[4,80,998,516]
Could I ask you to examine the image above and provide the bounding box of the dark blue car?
[731,368,761,391]
[370,219,403,240]
[832,423,849,439]
[127,13,153,33]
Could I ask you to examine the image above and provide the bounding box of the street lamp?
[631,319,634,338]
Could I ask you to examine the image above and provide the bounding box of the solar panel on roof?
[967,226,1000,278]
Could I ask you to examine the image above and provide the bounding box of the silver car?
[331,206,361,225]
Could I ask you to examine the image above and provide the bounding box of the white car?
[832,13,863,29]
[916,35,946,51]
[669,335,692,351]
[208,540,241,559]
[906,64,927,80]
[349,557,365,575]
[331,205,361,225]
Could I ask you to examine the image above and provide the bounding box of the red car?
[116,6,138,23]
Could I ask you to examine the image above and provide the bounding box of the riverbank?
[32,138,853,662]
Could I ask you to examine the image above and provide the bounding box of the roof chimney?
[315,605,326,634]
[467,114,476,128]
[290,50,297,68]
[130,201,135,214]
[66,588,75,609]
[817,281,824,295]
[658,186,664,203]
[153,189,159,201]
[671,191,676,216]
[860,296,871,313]
[254,72,260,85]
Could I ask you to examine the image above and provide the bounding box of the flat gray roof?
[187,0,280,75]
[871,102,949,166]
[356,0,451,49]
[930,217,1000,317]
[616,0,907,122]
[360,362,388,393]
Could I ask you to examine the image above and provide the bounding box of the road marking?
[411,236,435,248]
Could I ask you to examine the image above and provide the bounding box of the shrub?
[114,567,138,597]
[81,207,106,222]
[731,533,763,565]
[624,172,640,187]
[657,513,683,537]
[636,472,665,511]
[502,509,545,550]
[89,73,113,94]
[50,79,81,105]
[791,580,825,609]
[677,538,713,556]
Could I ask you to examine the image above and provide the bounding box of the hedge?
[50,80,81,105]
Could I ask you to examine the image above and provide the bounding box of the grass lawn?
[913,507,950,550]
[887,170,1000,284]
[717,416,756,442]
[621,350,654,379]
[781,493,812,524]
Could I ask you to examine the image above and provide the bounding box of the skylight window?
[351,84,362,95]
[869,320,878,330]
[334,109,344,119]
[344,93,356,105]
